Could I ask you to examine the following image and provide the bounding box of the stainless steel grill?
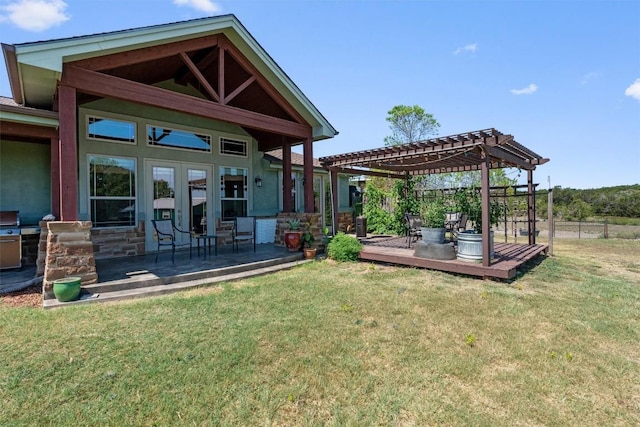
[0,211,22,270]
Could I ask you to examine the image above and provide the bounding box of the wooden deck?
[359,237,548,279]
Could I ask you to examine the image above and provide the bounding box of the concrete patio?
[1,243,308,308]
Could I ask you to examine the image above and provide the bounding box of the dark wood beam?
[57,85,78,221]
[0,121,57,139]
[218,43,225,101]
[179,52,219,101]
[324,167,405,180]
[62,65,311,139]
[224,75,256,104]
[70,35,219,71]
[220,35,308,126]
[486,146,533,170]
[51,136,60,219]
[282,138,292,212]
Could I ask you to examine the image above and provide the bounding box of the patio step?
[43,255,309,309]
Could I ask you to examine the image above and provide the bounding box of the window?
[220,167,247,221]
[87,116,136,143]
[147,125,211,152]
[89,155,136,227]
[220,137,248,157]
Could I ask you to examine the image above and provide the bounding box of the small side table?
[195,234,218,256]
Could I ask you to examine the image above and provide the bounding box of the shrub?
[327,232,363,262]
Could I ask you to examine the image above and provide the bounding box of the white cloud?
[510,83,538,95]
[454,43,478,55]
[173,0,221,13]
[580,72,598,85]
[0,0,69,32]
[624,78,640,101]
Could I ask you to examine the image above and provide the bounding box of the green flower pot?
[53,277,81,302]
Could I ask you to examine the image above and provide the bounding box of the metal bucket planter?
[456,231,494,262]
[52,277,81,302]
[420,227,446,244]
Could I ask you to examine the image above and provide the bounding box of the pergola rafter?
[320,128,549,267]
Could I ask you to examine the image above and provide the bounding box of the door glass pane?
[188,169,207,234]
[152,166,175,221]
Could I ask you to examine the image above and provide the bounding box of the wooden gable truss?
[55,33,316,219]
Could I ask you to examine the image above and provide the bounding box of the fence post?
[604,218,609,239]
[547,189,553,255]
[578,221,581,239]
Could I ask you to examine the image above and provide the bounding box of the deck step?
[43,257,309,309]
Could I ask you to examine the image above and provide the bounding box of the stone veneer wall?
[91,221,146,259]
[42,221,97,298]
[275,213,322,248]
[336,212,354,233]
[274,212,355,249]
[36,221,50,276]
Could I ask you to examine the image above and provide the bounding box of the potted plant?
[419,197,447,244]
[301,227,316,259]
[284,218,302,251]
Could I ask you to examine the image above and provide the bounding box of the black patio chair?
[151,219,193,262]
[405,213,422,248]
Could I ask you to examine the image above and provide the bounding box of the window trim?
[87,154,137,229]
[219,136,249,158]
[86,115,137,145]
[146,124,212,153]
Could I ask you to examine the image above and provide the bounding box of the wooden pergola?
[320,128,549,267]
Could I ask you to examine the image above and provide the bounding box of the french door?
[145,160,213,251]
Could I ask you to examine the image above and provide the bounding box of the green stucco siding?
[0,139,51,224]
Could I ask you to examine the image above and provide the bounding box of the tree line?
[539,184,640,220]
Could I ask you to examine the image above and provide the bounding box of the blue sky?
[0,0,638,189]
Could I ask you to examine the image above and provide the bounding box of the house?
[0,14,355,271]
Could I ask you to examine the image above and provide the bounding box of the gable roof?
[2,14,337,141]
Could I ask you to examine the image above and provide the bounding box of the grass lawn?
[1,239,639,426]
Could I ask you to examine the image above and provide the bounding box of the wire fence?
[493,219,640,241]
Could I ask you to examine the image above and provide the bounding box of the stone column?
[43,221,97,298]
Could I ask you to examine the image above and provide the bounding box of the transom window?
[220,167,248,221]
[88,155,136,227]
[220,137,248,157]
[147,125,211,152]
[87,116,136,143]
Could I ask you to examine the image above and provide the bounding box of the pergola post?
[330,169,339,234]
[57,84,78,221]
[527,169,535,245]
[282,138,293,212]
[480,146,491,267]
[303,135,314,213]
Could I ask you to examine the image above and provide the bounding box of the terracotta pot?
[284,231,302,251]
[303,248,317,259]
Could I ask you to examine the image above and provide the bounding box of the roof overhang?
[0,100,58,129]
[2,14,336,141]
[320,128,549,177]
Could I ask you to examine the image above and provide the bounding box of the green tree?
[384,105,440,146]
